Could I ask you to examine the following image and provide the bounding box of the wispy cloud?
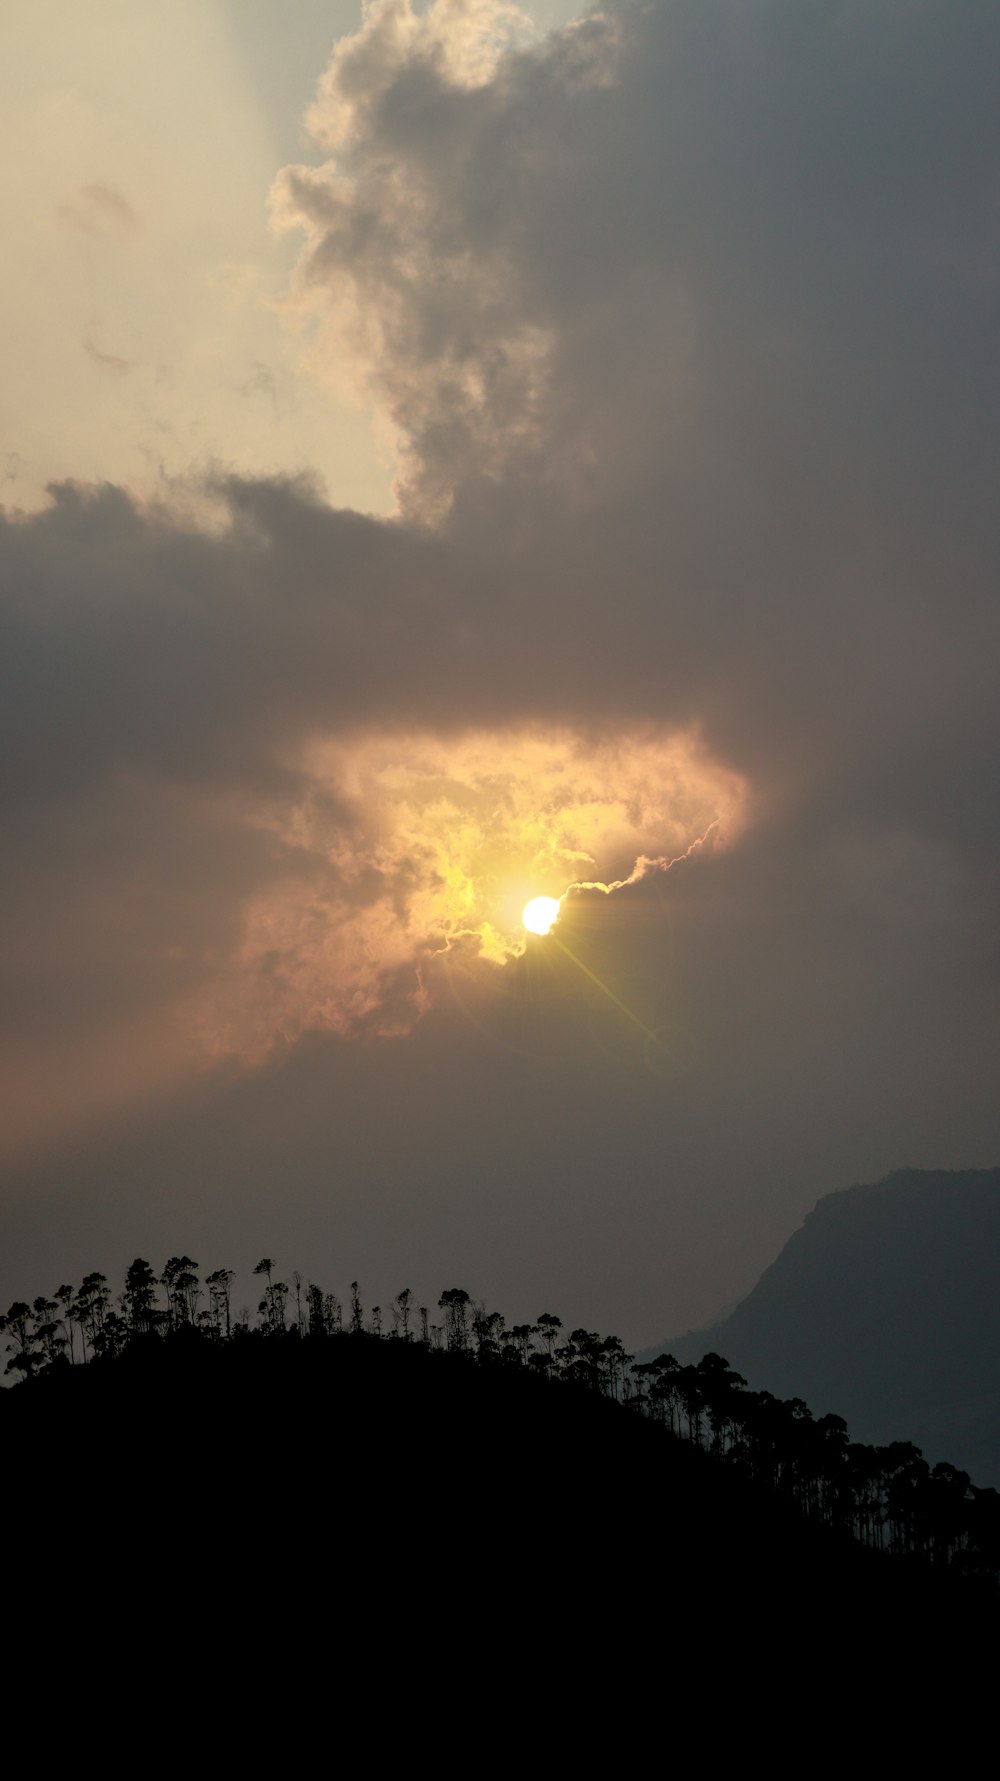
[58,182,141,240]
[82,330,135,375]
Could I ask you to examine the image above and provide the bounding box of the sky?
[2,0,999,1347]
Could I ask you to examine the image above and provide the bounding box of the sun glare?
[523,896,561,936]
[200,726,747,1055]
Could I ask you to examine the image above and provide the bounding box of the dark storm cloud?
[0,476,442,802]
[3,1,1000,1336]
[275,0,1000,826]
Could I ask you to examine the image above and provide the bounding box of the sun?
[522,895,561,936]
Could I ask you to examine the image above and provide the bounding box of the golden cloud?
[187,724,747,1062]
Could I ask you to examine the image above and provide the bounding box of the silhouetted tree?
[438,1289,471,1353]
[96,1308,130,1358]
[694,1353,746,1453]
[350,1281,364,1335]
[880,1443,929,1555]
[68,1291,90,1364]
[206,1269,235,1338]
[557,1329,605,1393]
[31,1296,67,1367]
[162,1256,200,1328]
[1,1302,38,1377]
[600,1334,632,1400]
[845,1443,884,1549]
[510,1323,537,1366]
[633,1354,681,1429]
[307,1283,326,1338]
[677,1366,705,1443]
[472,1307,505,1361]
[76,1272,111,1359]
[123,1259,160,1335]
[254,1258,288,1333]
[392,1288,413,1340]
[923,1462,973,1566]
[54,1284,76,1363]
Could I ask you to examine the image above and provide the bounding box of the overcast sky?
[2,0,999,1346]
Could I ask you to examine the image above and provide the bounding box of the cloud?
[82,330,135,375]
[275,0,1000,547]
[184,724,744,1059]
[2,0,1000,1329]
[0,471,744,1090]
[58,182,142,240]
[268,0,1000,845]
[273,0,605,516]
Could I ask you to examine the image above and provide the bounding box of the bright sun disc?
[522,896,561,936]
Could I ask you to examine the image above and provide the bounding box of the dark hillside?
[4,1329,984,1634]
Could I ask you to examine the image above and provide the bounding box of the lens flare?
[187,725,747,1058]
[523,896,561,935]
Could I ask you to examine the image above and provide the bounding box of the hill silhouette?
[6,1258,1000,1726]
[3,1326,983,1608]
[652,1168,1000,1485]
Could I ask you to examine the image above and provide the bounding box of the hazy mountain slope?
[650,1169,1000,1485]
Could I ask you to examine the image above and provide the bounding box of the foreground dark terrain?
[4,1249,998,1738]
[5,1309,996,1649]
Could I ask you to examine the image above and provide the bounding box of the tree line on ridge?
[3,1253,998,1584]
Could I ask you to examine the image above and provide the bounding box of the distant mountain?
[648,1168,1000,1486]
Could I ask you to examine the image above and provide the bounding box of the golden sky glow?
[0,0,392,515]
[187,723,747,1062]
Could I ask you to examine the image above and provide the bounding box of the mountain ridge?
[646,1167,1000,1484]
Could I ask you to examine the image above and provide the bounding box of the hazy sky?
[2,0,999,1345]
